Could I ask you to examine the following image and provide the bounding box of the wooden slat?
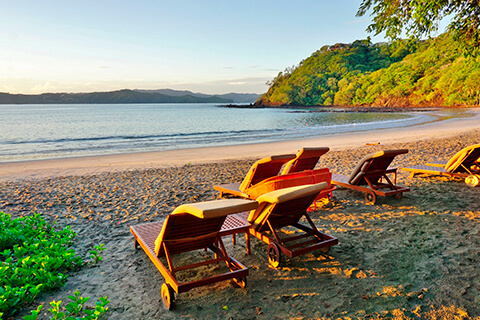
[213,182,248,198]
[403,164,449,174]
[220,213,250,236]
[173,256,227,273]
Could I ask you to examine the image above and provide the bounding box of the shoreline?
[1,108,479,182]
[218,104,441,112]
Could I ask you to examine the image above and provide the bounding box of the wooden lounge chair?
[331,149,410,204]
[213,154,296,198]
[245,167,336,202]
[402,144,480,187]
[130,198,258,310]
[281,147,330,175]
[221,183,338,268]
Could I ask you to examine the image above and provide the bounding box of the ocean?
[0,103,439,162]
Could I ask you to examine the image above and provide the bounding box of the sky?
[0,1,444,95]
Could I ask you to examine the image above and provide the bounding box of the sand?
[1,109,480,319]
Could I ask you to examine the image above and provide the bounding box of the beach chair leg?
[232,234,236,245]
[245,232,251,255]
[233,276,247,288]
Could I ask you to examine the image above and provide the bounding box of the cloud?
[30,82,58,93]
[263,68,280,72]
[164,76,271,94]
[0,85,16,93]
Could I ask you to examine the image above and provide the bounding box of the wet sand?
[1,112,480,319]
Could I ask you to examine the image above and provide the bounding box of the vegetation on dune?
[0,212,109,320]
[256,35,480,107]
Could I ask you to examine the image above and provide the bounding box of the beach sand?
[1,110,480,319]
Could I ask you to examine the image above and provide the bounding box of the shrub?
[0,212,83,318]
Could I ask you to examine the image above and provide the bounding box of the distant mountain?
[136,89,212,98]
[137,89,260,103]
[0,89,260,104]
[215,92,260,103]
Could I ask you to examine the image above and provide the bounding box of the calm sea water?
[0,103,436,162]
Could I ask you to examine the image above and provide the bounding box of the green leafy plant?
[22,305,43,320]
[89,244,106,264]
[22,290,109,320]
[0,212,84,318]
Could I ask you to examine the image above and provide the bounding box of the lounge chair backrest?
[248,183,326,229]
[281,147,330,175]
[155,214,224,256]
[445,144,480,173]
[155,199,257,256]
[239,154,296,192]
[348,149,409,185]
[245,167,331,199]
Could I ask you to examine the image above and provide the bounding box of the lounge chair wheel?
[233,276,247,288]
[365,191,376,205]
[465,175,479,187]
[319,246,330,254]
[267,243,281,268]
[395,192,403,199]
[161,283,175,310]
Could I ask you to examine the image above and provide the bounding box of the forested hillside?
[256,35,480,107]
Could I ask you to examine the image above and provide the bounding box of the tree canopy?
[255,39,411,107]
[255,35,480,107]
[357,0,480,56]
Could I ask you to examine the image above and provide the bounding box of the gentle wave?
[2,128,286,145]
[0,103,443,162]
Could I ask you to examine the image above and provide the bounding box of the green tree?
[357,0,480,56]
[256,39,409,106]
